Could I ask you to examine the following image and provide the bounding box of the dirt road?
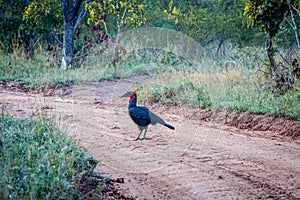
[1,77,300,199]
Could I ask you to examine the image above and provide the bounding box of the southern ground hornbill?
[121,91,175,140]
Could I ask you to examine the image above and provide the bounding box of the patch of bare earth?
[0,77,300,199]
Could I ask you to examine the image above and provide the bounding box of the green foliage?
[144,0,176,28]
[23,0,63,34]
[0,0,28,51]
[164,0,262,47]
[140,70,299,120]
[244,0,300,92]
[87,0,147,33]
[137,47,300,120]
[219,73,299,119]
[101,48,196,79]
[0,113,98,199]
[138,72,211,108]
[0,49,192,87]
[244,0,288,37]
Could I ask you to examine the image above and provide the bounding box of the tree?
[164,0,260,54]
[0,0,64,58]
[23,0,63,58]
[244,0,300,92]
[0,0,34,56]
[286,0,300,48]
[60,0,90,70]
[60,0,146,70]
[23,0,63,36]
[244,0,288,71]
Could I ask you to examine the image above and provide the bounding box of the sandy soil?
[1,77,300,199]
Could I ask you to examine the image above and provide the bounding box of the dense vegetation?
[0,113,98,199]
[0,0,299,198]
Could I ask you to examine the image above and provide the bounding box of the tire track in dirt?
[1,77,300,199]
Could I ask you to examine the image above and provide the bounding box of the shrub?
[0,113,97,199]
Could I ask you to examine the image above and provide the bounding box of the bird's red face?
[129,91,137,103]
[121,91,137,104]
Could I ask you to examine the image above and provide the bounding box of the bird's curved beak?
[120,91,132,98]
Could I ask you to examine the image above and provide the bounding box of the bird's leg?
[134,129,143,141]
[141,127,148,140]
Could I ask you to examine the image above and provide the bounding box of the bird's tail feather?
[149,111,165,125]
[149,111,175,130]
[164,123,175,130]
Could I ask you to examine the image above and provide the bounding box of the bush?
[0,113,97,199]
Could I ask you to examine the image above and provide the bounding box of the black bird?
[121,91,175,140]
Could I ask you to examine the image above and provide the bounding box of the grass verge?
[138,69,300,121]
[0,49,188,90]
[0,112,98,199]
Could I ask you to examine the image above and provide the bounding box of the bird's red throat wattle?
[129,92,136,103]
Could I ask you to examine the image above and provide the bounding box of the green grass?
[0,54,75,89]
[0,112,98,199]
[133,45,299,121]
[138,69,300,120]
[0,49,188,89]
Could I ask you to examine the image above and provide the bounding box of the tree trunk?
[266,34,275,72]
[61,22,75,70]
[288,0,300,49]
[23,31,35,59]
[216,37,224,56]
[61,0,85,70]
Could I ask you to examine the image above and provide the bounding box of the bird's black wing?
[129,106,151,127]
